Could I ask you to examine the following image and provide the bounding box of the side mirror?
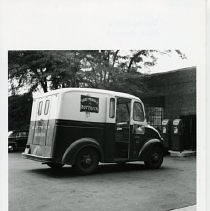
[134,125,145,134]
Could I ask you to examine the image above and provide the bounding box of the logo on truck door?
[80,95,99,113]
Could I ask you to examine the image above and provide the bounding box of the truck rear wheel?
[73,148,99,175]
[144,146,163,169]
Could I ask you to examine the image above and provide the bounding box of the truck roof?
[33,88,140,101]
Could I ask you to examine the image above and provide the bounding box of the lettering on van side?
[80,95,99,113]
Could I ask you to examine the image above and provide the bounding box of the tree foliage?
[8,51,82,93]
[8,93,33,131]
[8,50,186,96]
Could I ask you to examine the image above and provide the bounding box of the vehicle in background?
[23,88,164,174]
[8,130,29,152]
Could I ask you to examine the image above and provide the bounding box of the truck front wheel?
[144,146,163,169]
[73,148,99,175]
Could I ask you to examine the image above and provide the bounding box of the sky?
[145,50,195,73]
[119,50,196,74]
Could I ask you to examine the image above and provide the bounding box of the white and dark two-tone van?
[23,88,164,174]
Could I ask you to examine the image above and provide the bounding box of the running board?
[114,158,129,162]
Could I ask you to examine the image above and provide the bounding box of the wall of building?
[165,93,196,120]
[141,67,196,150]
[142,66,196,120]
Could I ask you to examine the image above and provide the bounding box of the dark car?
[8,130,28,152]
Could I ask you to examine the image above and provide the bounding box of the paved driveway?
[9,152,196,211]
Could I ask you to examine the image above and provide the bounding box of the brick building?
[141,66,196,150]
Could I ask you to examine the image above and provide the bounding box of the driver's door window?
[116,99,131,124]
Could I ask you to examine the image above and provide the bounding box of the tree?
[77,50,152,92]
[77,50,186,95]
[9,51,49,93]
[8,50,186,95]
[8,93,33,131]
[8,51,83,94]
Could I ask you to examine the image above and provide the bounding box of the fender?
[138,138,163,161]
[62,138,104,165]
[146,125,162,139]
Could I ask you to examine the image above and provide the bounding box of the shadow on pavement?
[25,162,169,178]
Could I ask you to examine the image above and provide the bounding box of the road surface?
[9,152,196,211]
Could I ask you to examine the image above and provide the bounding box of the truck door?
[33,96,51,146]
[130,101,146,159]
[114,97,131,159]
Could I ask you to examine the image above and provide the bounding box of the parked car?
[8,130,28,152]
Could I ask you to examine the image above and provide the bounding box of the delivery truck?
[23,88,164,174]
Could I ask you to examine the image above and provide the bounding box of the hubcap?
[151,152,159,163]
[81,154,92,168]
[9,145,14,151]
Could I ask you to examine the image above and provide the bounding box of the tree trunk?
[127,51,144,72]
[112,50,119,67]
[40,80,48,92]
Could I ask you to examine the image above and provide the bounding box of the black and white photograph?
[8,50,197,211]
[0,1,208,211]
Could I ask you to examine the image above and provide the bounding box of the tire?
[8,145,15,153]
[73,148,99,175]
[47,163,64,169]
[144,146,163,169]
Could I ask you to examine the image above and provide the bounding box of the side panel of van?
[51,92,107,162]
[58,92,107,123]
[52,120,106,162]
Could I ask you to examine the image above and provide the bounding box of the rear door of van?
[33,97,51,146]
[28,95,57,158]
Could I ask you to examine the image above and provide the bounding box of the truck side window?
[44,100,50,115]
[109,98,115,118]
[38,101,43,115]
[133,102,144,122]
